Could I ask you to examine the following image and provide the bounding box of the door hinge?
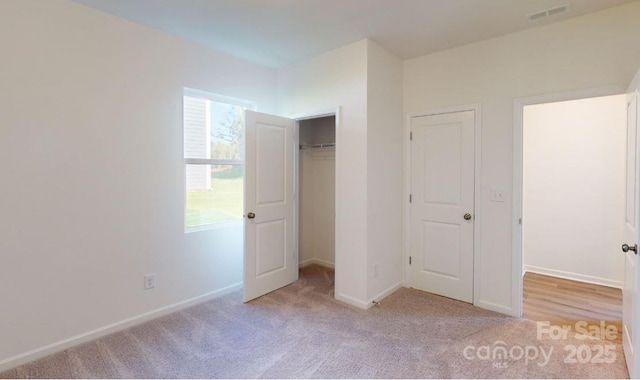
[519,218,522,225]
[410,132,413,141]
[409,194,412,203]
[409,256,412,265]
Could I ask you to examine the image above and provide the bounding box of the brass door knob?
[247,212,256,219]
[464,213,472,220]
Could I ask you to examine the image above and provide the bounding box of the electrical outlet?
[144,274,155,290]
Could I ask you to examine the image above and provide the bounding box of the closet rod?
[299,143,336,149]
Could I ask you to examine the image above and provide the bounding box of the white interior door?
[623,69,640,378]
[244,110,297,302]
[410,110,475,303]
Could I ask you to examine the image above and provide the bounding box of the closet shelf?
[299,143,336,149]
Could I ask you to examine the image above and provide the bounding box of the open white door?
[244,110,297,302]
[623,69,640,378]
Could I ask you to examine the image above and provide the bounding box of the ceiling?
[72,0,638,68]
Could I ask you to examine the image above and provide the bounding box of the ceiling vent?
[527,4,570,22]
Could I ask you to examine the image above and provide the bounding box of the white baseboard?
[475,299,518,317]
[335,293,370,309]
[523,265,622,289]
[335,282,404,310]
[0,282,243,373]
[368,281,403,307]
[299,258,335,269]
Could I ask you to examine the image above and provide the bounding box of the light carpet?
[1,265,629,378]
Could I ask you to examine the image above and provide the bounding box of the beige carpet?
[1,265,629,378]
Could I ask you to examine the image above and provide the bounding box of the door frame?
[512,85,625,317]
[289,107,341,273]
[404,103,482,305]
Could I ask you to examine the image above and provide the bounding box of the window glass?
[210,101,245,161]
[183,90,252,231]
[185,164,244,228]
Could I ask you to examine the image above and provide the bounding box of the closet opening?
[297,115,336,291]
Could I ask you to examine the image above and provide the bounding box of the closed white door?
[244,110,297,302]
[410,110,475,303]
[623,69,640,378]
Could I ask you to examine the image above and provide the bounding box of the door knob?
[247,212,256,219]
[622,243,637,254]
[464,213,472,220]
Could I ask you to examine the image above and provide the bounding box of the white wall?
[277,40,370,306]
[404,2,640,315]
[0,0,276,369]
[278,39,404,307]
[366,40,404,302]
[523,95,626,288]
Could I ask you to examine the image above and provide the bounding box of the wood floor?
[523,272,622,342]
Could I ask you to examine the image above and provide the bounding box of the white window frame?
[183,88,255,233]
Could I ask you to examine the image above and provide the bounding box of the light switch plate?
[490,190,505,202]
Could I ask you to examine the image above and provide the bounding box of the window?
[183,89,254,231]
